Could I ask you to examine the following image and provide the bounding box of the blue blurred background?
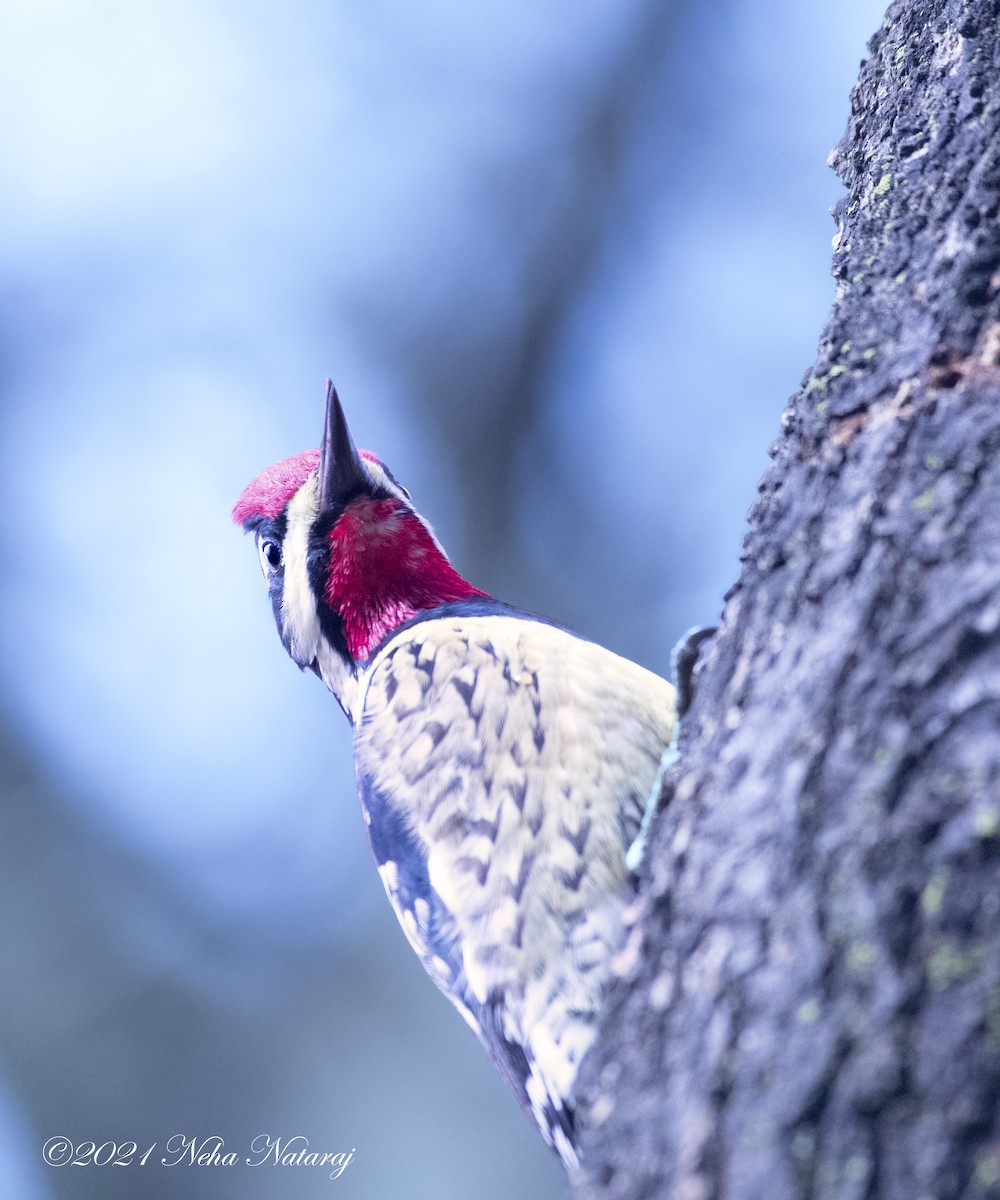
[0,2,883,1197]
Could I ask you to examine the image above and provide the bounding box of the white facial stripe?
[362,457,408,502]
[281,477,322,667]
[362,456,449,558]
[280,472,359,718]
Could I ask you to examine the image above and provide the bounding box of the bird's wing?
[353,611,675,1160]
[356,768,542,1126]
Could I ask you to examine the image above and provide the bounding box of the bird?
[232,381,676,1171]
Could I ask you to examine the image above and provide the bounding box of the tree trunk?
[574,2,1000,1197]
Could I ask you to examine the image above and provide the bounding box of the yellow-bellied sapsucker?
[232,382,676,1170]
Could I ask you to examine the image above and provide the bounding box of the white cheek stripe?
[281,476,360,719]
[282,480,322,666]
[364,458,448,557]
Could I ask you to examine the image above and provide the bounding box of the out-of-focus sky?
[0,2,883,1197]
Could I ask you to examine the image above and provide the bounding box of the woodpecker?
[232,382,676,1170]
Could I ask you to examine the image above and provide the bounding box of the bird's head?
[233,381,486,712]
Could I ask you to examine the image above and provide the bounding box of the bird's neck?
[325,499,487,663]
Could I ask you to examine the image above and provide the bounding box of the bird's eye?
[257,538,282,574]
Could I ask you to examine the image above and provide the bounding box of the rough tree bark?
[574,2,1000,1198]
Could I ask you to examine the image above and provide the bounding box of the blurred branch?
[574,0,1000,1195]
[406,0,690,593]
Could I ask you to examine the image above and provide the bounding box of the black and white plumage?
[232,383,676,1169]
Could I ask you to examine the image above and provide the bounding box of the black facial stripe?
[306,528,353,667]
[241,510,289,541]
[264,557,286,645]
[378,462,411,500]
[241,513,289,649]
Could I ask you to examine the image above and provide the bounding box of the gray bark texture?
[573,2,1000,1198]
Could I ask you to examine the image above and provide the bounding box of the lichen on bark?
[573,3,1000,1198]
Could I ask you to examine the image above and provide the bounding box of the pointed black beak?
[317,380,369,516]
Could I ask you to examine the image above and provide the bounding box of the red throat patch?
[325,498,487,660]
